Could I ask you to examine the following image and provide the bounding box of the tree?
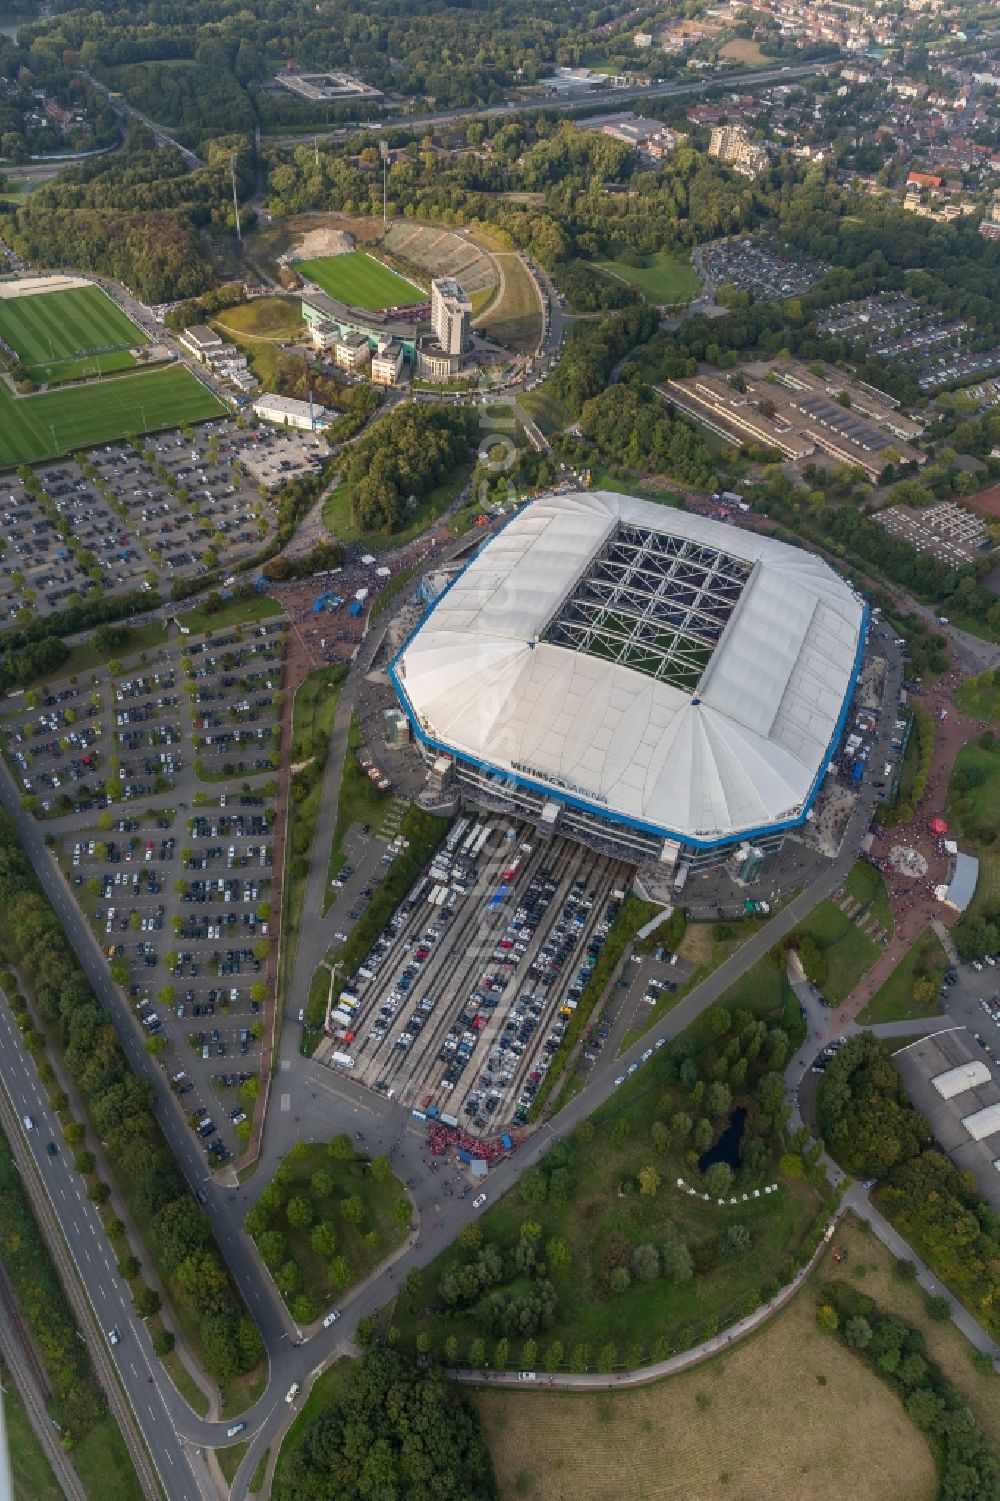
[329,1134,353,1161]
[816,1303,839,1334]
[638,1164,661,1197]
[546,1237,571,1272]
[844,1315,872,1349]
[310,1222,337,1258]
[328,1256,351,1288]
[340,1195,364,1225]
[925,1295,951,1322]
[631,1243,660,1282]
[133,1284,161,1319]
[286,1196,313,1230]
[719,1224,751,1259]
[662,1232,693,1284]
[371,1155,393,1182]
[705,1162,733,1197]
[258,1230,286,1269]
[609,1266,631,1293]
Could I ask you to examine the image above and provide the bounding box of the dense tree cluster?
[9,134,253,302]
[553,260,640,314]
[273,1347,496,1501]
[570,380,718,490]
[818,1283,1000,1501]
[0,815,263,1382]
[547,306,659,416]
[819,1035,1000,1339]
[342,403,476,534]
[0,1127,105,1437]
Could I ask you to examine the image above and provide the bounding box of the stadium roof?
[392,492,865,847]
[932,1060,991,1100]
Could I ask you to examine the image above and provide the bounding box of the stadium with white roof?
[390,492,866,875]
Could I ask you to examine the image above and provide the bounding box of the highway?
[265,61,833,149]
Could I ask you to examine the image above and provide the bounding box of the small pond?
[697,1106,746,1173]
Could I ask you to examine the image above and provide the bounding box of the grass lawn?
[589,252,700,307]
[955,668,1000,721]
[322,462,470,548]
[322,713,393,913]
[473,246,542,354]
[0,1359,64,1501]
[246,1143,409,1317]
[296,252,421,309]
[856,931,949,1025]
[174,593,283,637]
[160,1344,211,1416]
[825,1212,1000,1453]
[518,384,571,437]
[0,365,226,470]
[793,899,879,1004]
[248,1446,270,1494]
[586,465,686,508]
[71,1414,145,1501]
[473,1235,935,1501]
[216,1439,251,1486]
[272,1361,352,1495]
[0,284,147,368]
[842,861,894,937]
[213,297,304,341]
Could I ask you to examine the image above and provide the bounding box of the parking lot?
[876,499,991,568]
[0,416,301,621]
[0,612,289,1160]
[701,238,826,299]
[319,817,632,1133]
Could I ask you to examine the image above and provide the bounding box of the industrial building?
[252,394,330,432]
[895,1029,1000,1212]
[389,490,866,878]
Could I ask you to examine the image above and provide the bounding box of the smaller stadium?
[294,252,423,311]
[390,491,866,877]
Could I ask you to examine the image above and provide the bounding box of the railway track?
[0,1071,162,1501]
[0,1259,89,1501]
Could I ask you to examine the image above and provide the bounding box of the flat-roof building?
[253,394,330,432]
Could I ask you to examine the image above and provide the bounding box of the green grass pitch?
[0,285,148,370]
[295,252,423,310]
[0,366,226,470]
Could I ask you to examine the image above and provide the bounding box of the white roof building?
[932,1061,991,1100]
[962,1102,1000,1142]
[391,492,865,853]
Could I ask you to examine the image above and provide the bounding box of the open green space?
[213,297,304,341]
[322,463,469,549]
[71,1418,144,1501]
[323,712,393,912]
[842,861,894,937]
[387,950,821,1365]
[295,252,421,309]
[0,284,147,369]
[174,592,283,638]
[160,1345,211,1417]
[955,667,1000,721]
[248,1446,270,1494]
[215,1438,251,1486]
[473,1235,937,1501]
[589,251,700,307]
[518,383,571,437]
[0,1360,64,1501]
[856,931,949,1025]
[946,732,1000,955]
[0,365,226,470]
[245,1140,409,1322]
[791,899,879,1005]
[473,247,542,354]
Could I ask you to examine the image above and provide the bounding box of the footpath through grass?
[589,251,700,306]
[0,365,226,470]
[857,931,949,1024]
[473,1237,936,1501]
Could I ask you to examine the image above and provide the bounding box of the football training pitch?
[0,285,148,377]
[295,252,422,310]
[0,366,226,470]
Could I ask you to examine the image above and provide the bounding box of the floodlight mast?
[230,152,242,243]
